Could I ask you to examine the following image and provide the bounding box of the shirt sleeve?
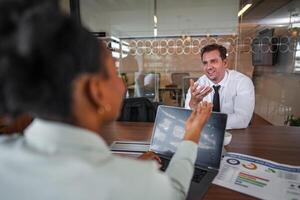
[226,77,255,129]
[138,140,198,200]
[184,88,192,109]
[166,140,198,196]
[185,77,203,109]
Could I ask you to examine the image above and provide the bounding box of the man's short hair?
[201,44,227,60]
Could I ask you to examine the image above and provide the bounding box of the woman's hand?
[138,151,161,165]
[184,101,212,143]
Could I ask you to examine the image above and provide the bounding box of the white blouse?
[0,118,198,200]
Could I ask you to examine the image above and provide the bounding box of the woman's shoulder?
[0,134,24,159]
[0,133,23,144]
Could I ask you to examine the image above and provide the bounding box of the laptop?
[111,105,227,199]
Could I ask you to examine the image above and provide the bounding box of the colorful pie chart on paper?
[242,163,257,170]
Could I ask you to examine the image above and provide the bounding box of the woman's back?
[0,119,176,200]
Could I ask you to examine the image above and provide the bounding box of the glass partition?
[238,0,300,125]
[117,36,237,106]
[78,0,300,125]
[79,0,239,106]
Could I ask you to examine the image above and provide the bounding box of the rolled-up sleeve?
[184,88,192,109]
[139,140,198,200]
[166,141,198,197]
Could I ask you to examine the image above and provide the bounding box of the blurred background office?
[2,0,299,131]
[60,0,300,126]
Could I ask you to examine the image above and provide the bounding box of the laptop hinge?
[207,166,218,170]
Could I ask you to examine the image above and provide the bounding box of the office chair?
[168,73,190,105]
[118,97,158,122]
[143,72,160,102]
[171,73,190,88]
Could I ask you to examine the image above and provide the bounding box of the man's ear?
[223,58,228,68]
[84,75,104,109]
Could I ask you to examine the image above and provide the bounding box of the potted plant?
[284,115,300,126]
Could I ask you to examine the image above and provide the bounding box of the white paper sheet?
[213,153,300,200]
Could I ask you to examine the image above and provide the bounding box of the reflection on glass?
[294,40,300,72]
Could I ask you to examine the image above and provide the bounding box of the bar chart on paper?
[235,172,269,188]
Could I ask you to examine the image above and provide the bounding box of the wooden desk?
[101,122,300,200]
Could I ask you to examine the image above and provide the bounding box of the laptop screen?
[149,105,227,169]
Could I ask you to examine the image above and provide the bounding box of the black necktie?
[212,85,220,112]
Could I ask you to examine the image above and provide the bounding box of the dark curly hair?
[200,44,227,61]
[0,0,107,120]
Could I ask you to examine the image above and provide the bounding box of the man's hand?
[184,101,212,143]
[189,79,212,109]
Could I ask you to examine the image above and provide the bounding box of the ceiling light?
[154,15,157,24]
[238,3,252,17]
[153,0,157,37]
[154,27,157,37]
[186,36,191,42]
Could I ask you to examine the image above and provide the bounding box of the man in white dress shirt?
[185,44,255,129]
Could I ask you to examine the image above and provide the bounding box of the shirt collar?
[206,70,229,88]
[24,118,110,154]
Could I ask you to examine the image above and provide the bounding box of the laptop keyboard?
[192,168,207,183]
[159,156,207,183]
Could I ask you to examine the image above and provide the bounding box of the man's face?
[202,50,228,84]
